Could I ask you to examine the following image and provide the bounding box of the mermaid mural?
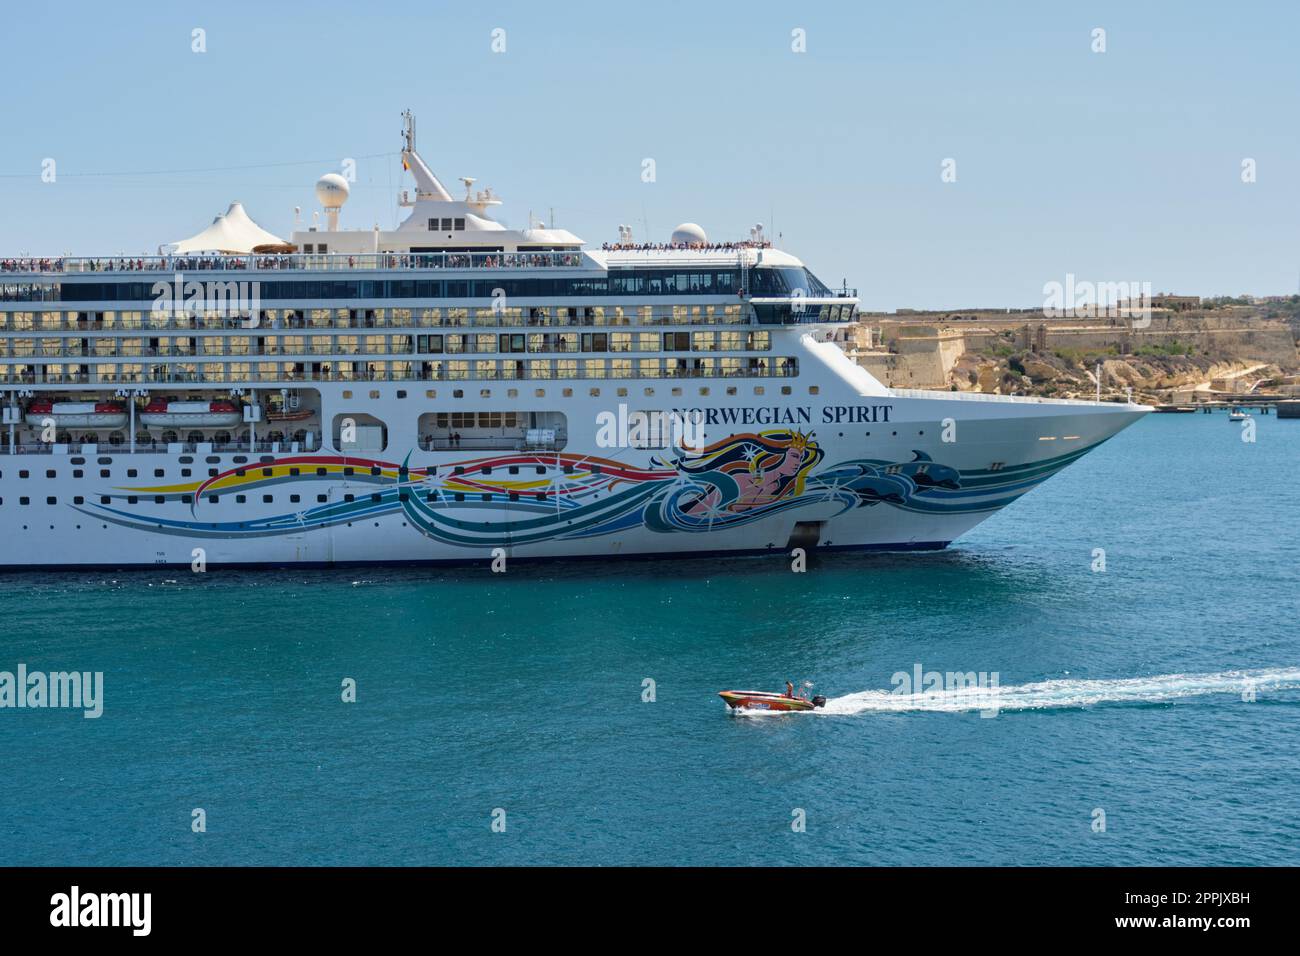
[645,430,824,532]
[75,425,1105,550]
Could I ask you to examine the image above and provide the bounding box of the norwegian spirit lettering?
[683,405,892,427]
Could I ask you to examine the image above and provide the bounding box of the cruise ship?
[0,113,1148,569]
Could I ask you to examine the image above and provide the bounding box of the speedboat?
[1228,409,1249,422]
[718,689,826,712]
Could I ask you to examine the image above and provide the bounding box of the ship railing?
[0,312,756,333]
[889,387,1132,407]
[0,439,318,456]
[2,251,588,275]
[418,434,568,452]
[5,363,799,387]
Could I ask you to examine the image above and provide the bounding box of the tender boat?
[718,689,826,712]
[24,400,127,429]
[139,399,243,429]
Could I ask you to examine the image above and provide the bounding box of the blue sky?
[0,0,1295,310]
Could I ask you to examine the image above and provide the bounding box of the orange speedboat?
[718,690,826,712]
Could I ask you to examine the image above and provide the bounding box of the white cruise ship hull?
[0,391,1145,569]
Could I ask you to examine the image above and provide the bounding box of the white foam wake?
[819,668,1300,716]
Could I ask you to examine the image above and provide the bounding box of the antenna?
[401,109,415,152]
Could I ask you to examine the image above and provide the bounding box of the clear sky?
[0,0,1295,310]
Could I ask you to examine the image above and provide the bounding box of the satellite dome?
[671,222,707,246]
[315,173,351,210]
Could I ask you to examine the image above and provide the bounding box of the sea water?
[0,412,1296,865]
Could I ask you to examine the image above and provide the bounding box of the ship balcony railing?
[0,313,759,333]
[2,251,587,275]
[2,363,798,387]
[0,439,318,456]
[0,442,317,455]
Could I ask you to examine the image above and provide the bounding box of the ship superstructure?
[0,113,1147,568]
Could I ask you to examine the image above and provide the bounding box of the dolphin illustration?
[817,462,914,505]
[888,451,962,491]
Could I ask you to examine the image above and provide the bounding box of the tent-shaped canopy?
[168,201,286,254]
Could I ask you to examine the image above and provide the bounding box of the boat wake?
[819,668,1300,716]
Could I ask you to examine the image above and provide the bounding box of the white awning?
[168,202,286,254]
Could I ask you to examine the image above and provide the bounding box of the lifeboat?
[266,408,314,422]
[24,400,128,429]
[139,399,243,429]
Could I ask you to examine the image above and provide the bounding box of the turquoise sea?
[1,412,1297,866]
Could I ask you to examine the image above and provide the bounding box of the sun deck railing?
[1,251,587,275]
[889,387,1135,407]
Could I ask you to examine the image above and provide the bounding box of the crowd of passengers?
[599,240,773,252]
[1,251,584,274]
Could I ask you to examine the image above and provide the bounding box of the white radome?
[315,173,351,210]
[671,222,707,245]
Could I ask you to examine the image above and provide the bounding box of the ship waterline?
[0,114,1148,568]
